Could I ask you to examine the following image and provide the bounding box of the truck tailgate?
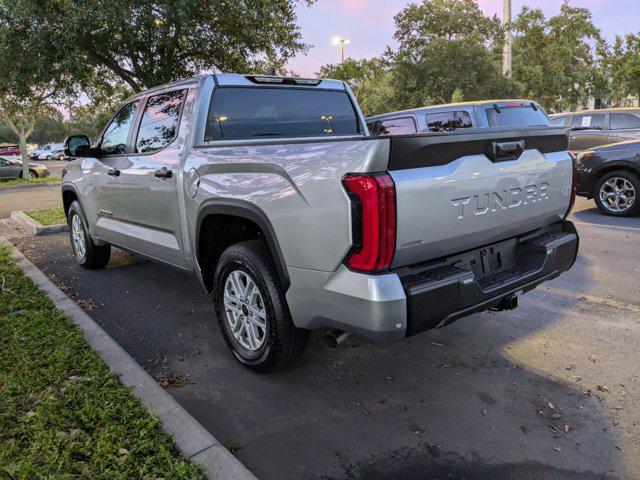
[388,127,573,268]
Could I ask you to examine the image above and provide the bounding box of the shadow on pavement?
[12,234,625,480]
[572,206,640,230]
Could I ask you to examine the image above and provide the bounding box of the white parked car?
[30,143,64,160]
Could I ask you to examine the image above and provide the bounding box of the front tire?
[214,240,308,373]
[594,170,640,217]
[28,169,38,179]
[67,201,111,269]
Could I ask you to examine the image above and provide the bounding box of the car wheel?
[28,169,38,179]
[214,240,308,373]
[67,201,111,269]
[58,154,65,161]
[46,155,52,161]
[594,170,640,217]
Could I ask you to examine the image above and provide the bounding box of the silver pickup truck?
[62,74,579,372]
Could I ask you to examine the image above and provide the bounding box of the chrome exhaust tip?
[323,329,350,349]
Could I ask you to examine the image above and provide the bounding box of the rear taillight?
[564,151,578,219]
[342,173,396,272]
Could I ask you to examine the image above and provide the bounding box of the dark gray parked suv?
[551,108,640,151]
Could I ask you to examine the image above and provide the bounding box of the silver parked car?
[550,108,640,151]
[0,157,50,179]
[366,100,552,136]
[61,74,578,372]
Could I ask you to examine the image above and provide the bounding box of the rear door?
[607,112,640,143]
[388,127,573,267]
[568,113,608,150]
[119,88,188,267]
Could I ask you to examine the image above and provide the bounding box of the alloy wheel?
[599,177,636,213]
[71,214,86,258]
[223,270,267,351]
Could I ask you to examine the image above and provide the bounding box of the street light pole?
[502,0,512,77]
[332,37,351,63]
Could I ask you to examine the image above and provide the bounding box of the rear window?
[486,106,551,127]
[370,117,417,136]
[205,87,360,141]
[610,112,640,130]
[427,111,473,132]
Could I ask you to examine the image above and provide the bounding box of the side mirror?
[64,135,91,157]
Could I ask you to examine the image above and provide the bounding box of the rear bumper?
[401,220,578,336]
[286,221,578,342]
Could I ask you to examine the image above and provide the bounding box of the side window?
[427,111,473,132]
[0,158,7,165]
[570,114,605,130]
[609,113,640,130]
[101,101,139,155]
[378,117,417,135]
[551,116,569,126]
[135,90,186,153]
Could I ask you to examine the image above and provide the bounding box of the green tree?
[609,33,640,104]
[0,93,56,177]
[316,58,397,116]
[0,0,312,93]
[511,1,601,112]
[390,0,521,109]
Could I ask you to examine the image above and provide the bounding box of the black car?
[576,139,640,217]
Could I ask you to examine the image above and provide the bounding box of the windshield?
[205,87,360,141]
[486,105,551,127]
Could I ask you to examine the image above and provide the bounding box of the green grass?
[24,207,67,226]
[0,177,62,189]
[0,245,205,479]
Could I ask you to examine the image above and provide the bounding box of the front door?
[82,100,140,246]
[119,89,188,268]
[569,113,608,151]
[0,158,21,179]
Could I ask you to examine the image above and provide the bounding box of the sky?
[288,0,640,76]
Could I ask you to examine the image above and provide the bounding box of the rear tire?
[594,170,640,217]
[28,169,38,179]
[67,201,111,269]
[213,240,308,373]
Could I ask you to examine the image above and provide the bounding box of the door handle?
[154,167,173,179]
[107,167,120,177]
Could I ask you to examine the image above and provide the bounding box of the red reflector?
[564,151,578,219]
[342,173,396,272]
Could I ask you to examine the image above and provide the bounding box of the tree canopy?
[389,0,522,108]
[0,0,312,93]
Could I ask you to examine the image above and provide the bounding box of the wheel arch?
[196,200,290,293]
[61,185,81,219]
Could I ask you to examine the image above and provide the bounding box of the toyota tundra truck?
[61,74,579,372]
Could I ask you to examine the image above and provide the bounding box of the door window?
[609,113,640,130]
[551,116,569,126]
[426,111,473,132]
[570,114,605,130]
[135,90,186,153]
[101,101,139,155]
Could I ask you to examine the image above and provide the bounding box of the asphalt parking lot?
[10,198,640,480]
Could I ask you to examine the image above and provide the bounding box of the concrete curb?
[0,236,258,480]
[9,210,68,236]
[0,180,62,190]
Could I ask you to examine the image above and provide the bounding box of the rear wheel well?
[198,214,270,292]
[62,190,79,219]
[595,165,640,187]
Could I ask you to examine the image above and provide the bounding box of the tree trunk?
[18,135,29,179]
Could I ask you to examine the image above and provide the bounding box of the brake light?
[564,151,578,219]
[342,173,396,272]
